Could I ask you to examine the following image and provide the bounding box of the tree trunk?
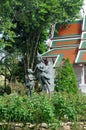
[30,31,41,69]
[4,63,6,90]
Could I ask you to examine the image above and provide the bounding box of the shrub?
[0,86,4,96]
[55,59,78,93]
[0,85,11,96]
[73,92,86,121]
[51,91,86,122]
[0,91,86,125]
[51,92,77,121]
[0,93,55,123]
[4,85,11,94]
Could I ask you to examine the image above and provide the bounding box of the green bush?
[0,85,11,96]
[51,92,77,121]
[0,86,4,96]
[51,91,86,122]
[0,93,55,123]
[55,59,78,93]
[73,92,86,121]
[0,91,86,124]
[4,85,11,95]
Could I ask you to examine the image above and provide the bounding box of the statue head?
[37,52,43,63]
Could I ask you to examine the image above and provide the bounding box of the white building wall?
[74,65,86,93]
[74,66,82,86]
[47,58,55,91]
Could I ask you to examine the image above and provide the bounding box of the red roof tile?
[49,48,78,64]
[81,53,86,61]
[58,23,82,36]
[52,39,80,47]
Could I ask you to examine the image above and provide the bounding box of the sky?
[82,0,86,15]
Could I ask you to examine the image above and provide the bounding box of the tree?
[0,0,84,83]
[55,59,78,93]
[12,0,83,69]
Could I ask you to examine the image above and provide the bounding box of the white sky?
[81,0,86,17]
[82,0,86,15]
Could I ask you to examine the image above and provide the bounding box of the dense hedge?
[0,92,86,124]
[51,92,86,122]
[55,59,78,93]
[0,93,55,124]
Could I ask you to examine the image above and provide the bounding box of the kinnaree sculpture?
[25,53,51,96]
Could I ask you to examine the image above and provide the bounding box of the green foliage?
[51,92,77,121]
[0,0,84,85]
[72,92,86,121]
[0,85,11,96]
[0,18,16,49]
[0,86,4,96]
[0,91,86,125]
[0,93,55,123]
[4,85,11,95]
[51,92,86,122]
[0,0,84,70]
[55,59,78,93]
[11,60,25,83]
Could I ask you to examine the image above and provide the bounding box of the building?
[42,15,86,92]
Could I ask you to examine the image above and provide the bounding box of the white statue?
[34,53,51,94]
[25,69,35,96]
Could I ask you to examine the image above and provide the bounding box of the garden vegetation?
[0,59,86,129]
[0,91,86,129]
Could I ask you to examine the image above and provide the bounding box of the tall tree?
[12,0,83,69]
[0,0,84,81]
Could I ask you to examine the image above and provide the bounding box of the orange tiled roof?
[52,39,80,47]
[75,50,86,63]
[43,19,84,64]
[49,48,78,64]
[57,23,82,37]
[81,53,86,61]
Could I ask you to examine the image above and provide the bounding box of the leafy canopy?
[0,0,84,83]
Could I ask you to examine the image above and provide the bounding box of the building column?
[81,64,85,85]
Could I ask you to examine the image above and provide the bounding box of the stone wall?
[0,122,86,130]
